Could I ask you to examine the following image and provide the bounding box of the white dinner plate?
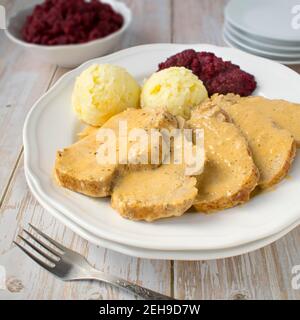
[224,21,300,55]
[25,167,300,260]
[225,0,300,44]
[223,31,300,65]
[223,24,300,60]
[223,27,300,60]
[24,43,300,252]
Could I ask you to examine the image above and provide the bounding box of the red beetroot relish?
[158,49,257,97]
[22,0,124,45]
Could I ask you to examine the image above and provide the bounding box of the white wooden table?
[0,0,300,300]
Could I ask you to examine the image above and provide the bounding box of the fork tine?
[29,224,65,252]
[18,235,58,264]
[23,229,61,257]
[13,241,54,271]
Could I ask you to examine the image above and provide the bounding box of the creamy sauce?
[189,104,258,209]
[238,97,300,146]
[222,101,295,188]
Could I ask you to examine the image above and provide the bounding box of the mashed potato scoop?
[141,67,208,119]
[72,64,141,126]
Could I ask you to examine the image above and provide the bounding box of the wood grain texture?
[0,155,171,299]
[122,0,172,46]
[0,0,172,300]
[0,34,56,204]
[174,230,300,300]
[171,0,300,300]
[0,0,300,300]
[173,0,228,45]
[0,0,56,203]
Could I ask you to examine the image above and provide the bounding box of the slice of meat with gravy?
[55,108,178,197]
[210,93,300,147]
[111,163,198,221]
[220,99,296,189]
[188,102,259,213]
[231,96,300,147]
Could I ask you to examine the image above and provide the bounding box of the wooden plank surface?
[0,0,56,203]
[172,0,300,300]
[0,0,299,300]
[173,0,227,44]
[0,155,171,299]
[122,0,172,46]
[0,0,172,300]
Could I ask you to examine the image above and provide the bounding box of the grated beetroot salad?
[158,49,257,96]
[22,0,124,46]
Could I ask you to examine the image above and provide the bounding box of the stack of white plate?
[224,0,300,65]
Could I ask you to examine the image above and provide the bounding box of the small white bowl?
[5,0,132,68]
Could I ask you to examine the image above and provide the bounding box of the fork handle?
[86,270,175,300]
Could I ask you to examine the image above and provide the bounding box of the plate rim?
[223,31,300,65]
[224,27,300,59]
[225,0,300,44]
[224,23,300,56]
[224,22,300,52]
[25,167,300,260]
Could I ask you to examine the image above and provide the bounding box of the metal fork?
[14,224,174,300]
